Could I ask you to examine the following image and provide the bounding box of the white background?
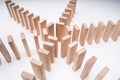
[0,0,120,80]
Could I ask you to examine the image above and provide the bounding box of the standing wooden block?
[65,8,72,21]
[61,35,71,58]
[95,21,105,44]
[65,26,72,35]
[56,22,65,41]
[94,67,109,80]
[102,20,115,42]
[42,28,48,41]
[70,0,76,14]
[13,5,20,23]
[0,38,11,63]
[31,58,46,80]
[8,35,20,60]
[47,36,58,58]
[62,12,70,25]
[21,71,36,80]
[87,22,95,45]
[67,3,74,18]
[46,22,54,36]
[17,8,24,26]
[23,10,29,29]
[79,23,88,46]
[12,5,19,21]
[66,41,78,65]
[21,33,31,57]
[72,48,86,71]
[5,0,12,17]
[43,41,54,63]
[111,20,120,41]
[8,3,15,20]
[72,24,80,42]
[33,16,40,34]
[38,49,51,71]
[80,56,97,79]
[59,16,67,26]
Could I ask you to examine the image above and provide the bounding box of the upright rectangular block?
[70,0,77,14]
[42,28,48,41]
[66,41,78,65]
[5,0,12,17]
[65,26,72,35]
[23,10,29,29]
[80,56,97,79]
[62,12,70,25]
[65,8,72,21]
[72,48,86,71]
[8,3,15,20]
[38,49,51,71]
[0,38,11,63]
[12,5,19,21]
[18,8,24,26]
[13,5,19,23]
[46,22,54,36]
[67,3,74,18]
[33,16,40,34]
[59,16,67,26]
[31,59,46,80]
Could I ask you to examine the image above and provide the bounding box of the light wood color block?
[33,16,40,34]
[18,8,24,26]
[62,12,70,25]
[70,0,76,14]
[13,5,20,23]
[59,16,67,26]
[95,21,105,44]
[79,23,88,46]
[38,49,51,71]
[67,3,74,18]
[43,41,54,64]
[80,56,97,79]
[8,3,15,20]
[46,22,54,36]
[94,67,109,80]
[72,48,86,71]
[42,28,48,41]
[5,0,12,17]
[56,22,65,41]
[21,33,31,57]
[102,20,115,42]
[61,35,71,58]
[87,22,95,45]
[31,58,46,80]
[0,38,11,63]
[12,5,18,21]
[47,36,58,58]
[72,24,80,42]
[64,26,72,35]
[65,8,72,21]
[23,10,29,29]
[111,20,120,41]
[21,71,36,80]
[66,41,78,65]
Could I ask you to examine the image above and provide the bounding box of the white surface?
[0,0,120,80]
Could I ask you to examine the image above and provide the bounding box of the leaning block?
[17,8,24,26]
[46,22,54,36]
[33,16,40,34]
[5,0,12,17]
[8,3,15,20]
[13,5,19,23]
[62,12,70,25]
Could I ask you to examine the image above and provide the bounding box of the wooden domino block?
[8,3,15,20]
[62,12,70,25]
[21,33,31,57]
[13,5,20,23]
[12,5,19,21]
[42,28,48,41]
[67,3,74,18]
[79,23,88,46]
[66,41,78,65]
[65,8,72,21]
[5,0,12,17]
[72,48,86,71]
[33,16,40,34]
[61,35,71,58]
[94,67,109,80]
[102,20,115,42]
[72,24,80,42]
[38,49,51,71]
[21,71,36,80]
[17,8,24,26]
[23,10,29,29]
[46,22,54,36]
[87,22,95,45]
[8,35,20,60]
[0,38,11,63]
[59,16,67,26]
[47,36,58,58]
[70,0,77,14]
[111,20,120,41]
[64,25,72,35]
[43,41,54,63]
[31,58,46,80]
[80,56,97,79]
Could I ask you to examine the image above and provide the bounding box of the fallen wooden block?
[59,16,67,26]
[21,33,31,57]
[13,5,20,23]
[5,0,12,17]
[61,35,71,58]
[38,49,51,71]
[102,20,115,42]
[94,67,109,80]
[65,8,72,22]
[42,28,48,41]
[80,56,97,79]
[79,23,88,46]
[8,3,15,20]
[62,12,70,25]
[67,3,74,18]
[8,35,21,60]
[0,38,11,63]
[31,58,46,80]
[66,41,78,65]
[21,71,36,80]
[47,36,58,58]
[72,48,86,71]
[23,10,29,29]
[46,22,54,36]
[17,8,24,26]
[33,16,40,34]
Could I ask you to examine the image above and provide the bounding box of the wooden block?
[111,20,120,41]
[47,36,58,58]
[61,35,71,58]
[67,3,74,18]
[72,48,86,71]
[23,10,29,29]
[66,41,78,65]
[79,23,88,46]
[21,33,31,57]
[64,26,72,35]
[8,3,15,20]
[56,22,65,41]
[38,49,51,71]
[13,5,20,23]
[42,28,48,41]
[87,22,95,45]
[8,35,20,60]
[43,41,54,63]
[21,71,36,80]
[72,24,80,42]
[31,58,46,80]
[70,0,77,14]
[18,8,24,26]
[65,8,72,21]
[0,38,11,63]
[5,0,12,17]
[12,5,18,21]
[59,16,67,26]
[46,22,54,36]
[94,67,109,80]
[102,20,115,42]
[80,56,97,79]
[62,12,70,25]
[95,21,105,44]
[33,16,40,34]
